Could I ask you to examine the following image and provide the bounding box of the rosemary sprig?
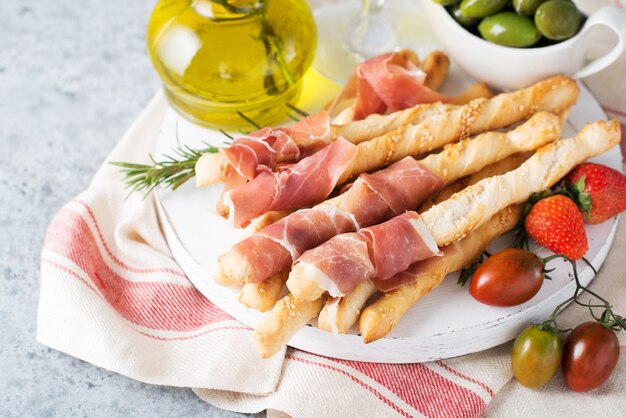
[286,102,309,117]
[210,0,260,14]
[458,250,491,286]
[112,103,306,197]
[110,141,220,198]
[237,111,262,129]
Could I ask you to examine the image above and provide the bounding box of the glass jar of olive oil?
[147,0,317,128]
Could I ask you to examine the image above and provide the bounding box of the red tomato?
[470,248,544,307]
[562,321,620,392]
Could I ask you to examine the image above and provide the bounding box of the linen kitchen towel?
[38,1,626,415]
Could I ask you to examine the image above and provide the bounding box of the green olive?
[478,12,541,47]
[535,0,584,41]
[513,0,547,16]
[433,0,461,5]
[449,5,481,28]
[460,0,509,18]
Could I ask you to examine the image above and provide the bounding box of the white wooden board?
[152,13,622,362]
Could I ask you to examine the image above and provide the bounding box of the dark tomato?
[562,321,620,392]
[512,325,563,388]
[470,248,544,307]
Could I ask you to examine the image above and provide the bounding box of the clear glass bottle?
[147,0,317,128]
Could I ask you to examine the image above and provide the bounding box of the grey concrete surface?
[0,0,263,416]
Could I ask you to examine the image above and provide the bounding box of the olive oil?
[147,0,317,128]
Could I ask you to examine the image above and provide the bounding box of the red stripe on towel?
[42,257,247,341]
[435,360,495,397]
[286,354,413,418]
[294,352,487,418]
[74,199,188,278]
[43,208,232,331]
[335,358,485,418]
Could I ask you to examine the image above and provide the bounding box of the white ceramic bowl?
[422,2,626,91]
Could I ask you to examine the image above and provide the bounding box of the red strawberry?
[567,163,626,224]
[525,195,588,260]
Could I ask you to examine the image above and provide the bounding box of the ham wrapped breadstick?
[336,75,578,185]
[331,81,491,130]
[218,77,578,226]
[328,49,449,120]
[287,120,621,301]
[255,155,528,356]
[239,81,493,237]
[235,84,492,234]
[317,153,531,334]
[359,205,523,343]
[220,77,577,227]
[196,102,458,188]
[221,112,561,294]
[227,113,560,310]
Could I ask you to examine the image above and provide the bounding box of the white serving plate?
[153,20,622,364]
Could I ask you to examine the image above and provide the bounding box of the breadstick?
[330,103,456,145]
[287,119,621,301]
[418,112,559,184]
[213,267,236,286]
[331,106,355,125]
[244,210,293,235]
[195,153,225,188]
[318,280,377,334]
[321,84,493,144]
[317,153,531,335]
[337,75,578,184]
[422,50,450,91]
[421,119,620,246]
[359,204,523,343]
[238,271,288,312]
[253,294,324,358]
[451,83,493,105]
[221,112,560,290]
[419,152,532,212]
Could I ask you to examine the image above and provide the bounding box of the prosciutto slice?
[225,157,443,281]
[329,50,449,121]
[229,236,293,285]
[220,128,300,180]
[371,244,459,293]
[295,233,375,297]
[220,111,331,181]
[258,206,359,260]
[281,110,331,146]
[350,157,443,225]
[360,212,440,281]
[296,211,439,296]
[228,206,358,283]
[225,138,358,228]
